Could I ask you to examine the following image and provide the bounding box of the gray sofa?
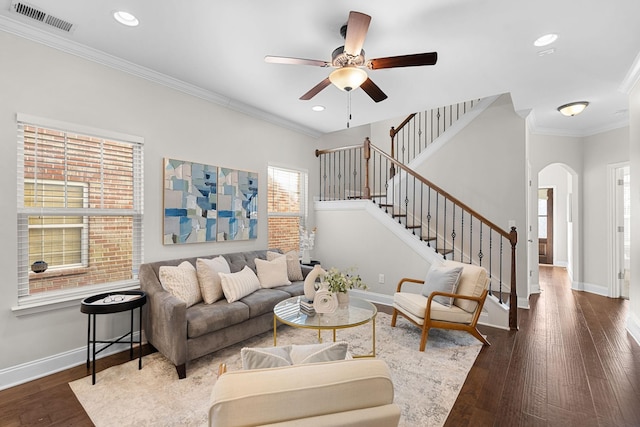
[139,250,309,379]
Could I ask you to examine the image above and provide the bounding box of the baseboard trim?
[0,332,141,391]
[572,281,609,297]
[627,312,640,347]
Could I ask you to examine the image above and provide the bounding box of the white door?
[614,165,630,299]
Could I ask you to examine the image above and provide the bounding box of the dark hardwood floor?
[1,265,639,426]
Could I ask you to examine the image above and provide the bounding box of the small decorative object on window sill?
[31,260,48,273]
[324,267,367,305]
[299,226,316,265]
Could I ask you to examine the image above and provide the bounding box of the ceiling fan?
[265,11,438,103]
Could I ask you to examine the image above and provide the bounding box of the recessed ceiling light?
[113,11,139,27]
[534,33,558,47]
[312,105,325,112]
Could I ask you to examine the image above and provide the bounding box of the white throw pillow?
[255,256,291,288]
[267,250,304,281]
[289,342,349,365]
[420,265,463,307]
[219,266,261,303]
[196,256,231,304]
[159,261,202,308]
[241,345,293,370]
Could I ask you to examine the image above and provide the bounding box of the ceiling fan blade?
[368,52,438,70]
[265,56,330,67]
[300,78,332,100]
[344,11,371,56]
[360,78,388,103]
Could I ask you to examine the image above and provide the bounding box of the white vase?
[337,291,349,306]
[303,264,326,301]
[301,249,311,264]
[313,282,338,313]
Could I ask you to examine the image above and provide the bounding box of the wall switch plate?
[378,274,385,284]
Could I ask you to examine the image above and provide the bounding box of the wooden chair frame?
[391,277,490,351]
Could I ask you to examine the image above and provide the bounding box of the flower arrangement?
[324,267,367,294]
[299,226,316,251]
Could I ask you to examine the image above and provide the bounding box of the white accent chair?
[391,260,491,351]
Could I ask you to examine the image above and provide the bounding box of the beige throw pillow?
[219,266,261,302]
[159,261,202,308]
[255,256,291,288]
[267,250,304,281]
[196,256,231,304]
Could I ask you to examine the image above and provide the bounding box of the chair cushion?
[394,292,473,324]
[420,264,463,307]
[444,260,488,313]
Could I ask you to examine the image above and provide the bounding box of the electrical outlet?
[378,274,385,284]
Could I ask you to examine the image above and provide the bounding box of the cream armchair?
[391,260,490,351]
[210,359,401,426]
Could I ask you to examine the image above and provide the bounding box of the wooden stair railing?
[316,138,518,331]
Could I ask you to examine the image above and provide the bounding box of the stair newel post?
[389,127,396,178]
[509,226,518,330]
[363,137,371,200]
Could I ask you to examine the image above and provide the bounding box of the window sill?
[28,265,89,280]
[12,280,140,317]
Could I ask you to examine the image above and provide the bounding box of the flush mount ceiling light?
[312,105,325,112]
[557,101,589,117]
[328,66,368,92]
[113,10,139,27]
[534,33,558,47]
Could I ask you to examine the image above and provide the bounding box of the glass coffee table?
[273,296,377,357]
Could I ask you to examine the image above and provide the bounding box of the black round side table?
[80,290,147,385]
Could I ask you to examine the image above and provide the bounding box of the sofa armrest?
[140,264,187,369]
[210,359,398,427]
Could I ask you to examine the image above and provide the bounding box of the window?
[267,165,307,253]
[17,115,143,302]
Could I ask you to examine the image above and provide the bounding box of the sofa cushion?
[255,256,291,288]
[158,261,202,308]
[240,288,291,318]
[444,260,488,313]
[223,250,266,273]
[273,281,305,297]
[186,299,250,338]
[219,266,261,303]
[420,264,463,307]
[267,250,304,281]
[196,256,230,304]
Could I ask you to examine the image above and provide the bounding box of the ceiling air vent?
[10,1,75,33]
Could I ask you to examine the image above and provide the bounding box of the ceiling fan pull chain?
[347,91,352,128]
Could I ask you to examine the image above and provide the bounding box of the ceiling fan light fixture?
[329,66,368,92]
[557,101,589,117]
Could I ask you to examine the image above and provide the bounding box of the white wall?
[0,32,318,378]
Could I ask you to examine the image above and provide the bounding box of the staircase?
[315,99,518,330]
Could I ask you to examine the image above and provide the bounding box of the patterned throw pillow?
[196,256,231,304]
[255,256,291,288]
[159,261,202,308]
[267,250,304,281]
[219,266,261,303]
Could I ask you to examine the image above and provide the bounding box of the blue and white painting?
[163,158,258,244]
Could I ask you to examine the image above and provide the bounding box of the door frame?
[538,187,554,265]
[608,162,630,298]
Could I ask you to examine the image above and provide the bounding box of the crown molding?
[620,50,640,94]
[527,109,628,138]
[0,14,322,139]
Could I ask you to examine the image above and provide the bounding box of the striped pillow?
[219,266,261,303]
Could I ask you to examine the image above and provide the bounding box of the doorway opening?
[538,188,553,265]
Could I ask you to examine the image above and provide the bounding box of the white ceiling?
[2,0,640,138]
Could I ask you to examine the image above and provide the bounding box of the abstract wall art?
[163,158,258,244]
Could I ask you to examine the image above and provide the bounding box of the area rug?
[70,312,482,426]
